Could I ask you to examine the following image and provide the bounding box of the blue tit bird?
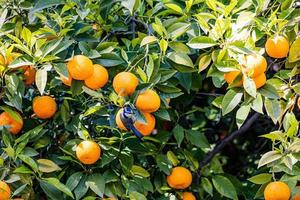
[120,106,144,140]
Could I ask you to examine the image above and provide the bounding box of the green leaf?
[35,67,48,95]
[121,0,139,15]
[129,191,147,200]
[243,77,256,97]
[258,150,282,168]
[31,0,65,13]
[264,98,281,124]
[236,105,251,128]
[66,172,83,191]
[221,89,243,115]
[212,175,238,200]
[86,174,105,197]
[166,151,179,166]
[198,53,212,72]
[260,131,285,142]
[18,155,38,172]
[166,52,193,68]
[187,36,218,49]
[248,173,272,184]
[140,36,157,46]
[165,3,184,14]
[259,83,279,99]
[186,130,210,148]
[37,159,61,173]
[131,165,150,177]
[43,178,74,198]
[289,37,300,63]
[167,22,190,40]
[172,125,184,146]
[251,93,263,114]
[156,154,171,175]
[201,177,213,196]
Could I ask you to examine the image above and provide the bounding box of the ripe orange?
[33,96,57,119]
[61,74,72,86]
[135,89,161,113]
[134,112,156,136]
[76,140,101,165]
[182,192,196,200]
[67,55,94,80]
[115,109,156,136]
[246,54,267,77]
[264,181,290,200]
[23,66,36,85]
[224,71,242,86]
[0,112,23,135]
[253,73,266,89]
[112,72,139,96]
[167,167,193,189]
[0,180,11,200]
[84,64,109,90]
[265,36,289,58]
[298,98,300,110]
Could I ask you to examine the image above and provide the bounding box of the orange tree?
[0,0,300,199]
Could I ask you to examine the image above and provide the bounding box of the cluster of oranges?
[224,35,289,89]
[113,72,161,136]
[62,55,109,90]
[167,166,196,200]
[264,181,300,200]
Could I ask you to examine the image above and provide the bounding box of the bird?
[120,106,144,140]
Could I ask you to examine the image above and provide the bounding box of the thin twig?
[200,112,260,168]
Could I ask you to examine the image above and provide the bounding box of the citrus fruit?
[253,73,266,89]
[264,181,290,200]
[112,72,138,96]
[135,89,161,113]
[67,55,94,80]
[0,180,11,200]
[33,96,57,119]
[61,73,72,86]
[134,112,156,136]
[0,111,23,135]
[298,98,300,110]
[265,36,289,58]
[182,192,196,200]
[246,54,267,77]
[76,140,101,165]
[23,66,36,85]
[224,71,242,86]
[84,64,109,90]
[167,167,193,189]
[115,109,156,136]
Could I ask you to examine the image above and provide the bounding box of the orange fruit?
[61,74,72,86]
[33,96,57,119]
[298,98,300,110]
[23,66,36,85]
[182,192,196,200]
[0,112,23,135]
[265,36,289,58]
[224,71,242,86]
[135,89,161,113]
[113,72,139,96]
[167,167,192,189]
[0,180,11,200]
[67,55,94,80]
[115,109,156,136]
[84,64,109,90]
[246,54,267,77]
[76,140,101,165]
[253,73,266,89]
[264,181,290,200]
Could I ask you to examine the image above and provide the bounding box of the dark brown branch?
[200,112,260,168]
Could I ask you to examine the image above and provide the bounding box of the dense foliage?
[0,0,300,199]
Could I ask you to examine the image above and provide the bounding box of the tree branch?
[200,112,260,168]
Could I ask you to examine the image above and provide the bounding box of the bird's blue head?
[122,106,134,119]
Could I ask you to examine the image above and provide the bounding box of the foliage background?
[0,0,300,199]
